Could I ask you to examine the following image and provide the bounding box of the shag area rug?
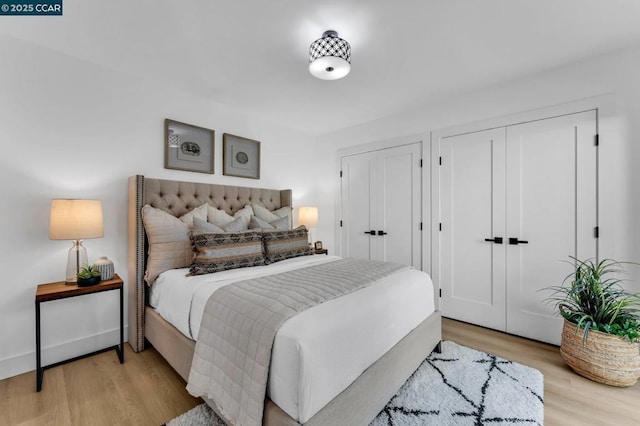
[165,341,544,426]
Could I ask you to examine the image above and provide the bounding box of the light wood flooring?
[1,318,639,425]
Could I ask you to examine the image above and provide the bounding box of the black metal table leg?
[118,284,124,363]
[36,300,42,392]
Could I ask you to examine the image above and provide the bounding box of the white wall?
[319,45,640,293]
[0,35,322,380]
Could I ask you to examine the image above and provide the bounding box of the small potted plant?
[77,264,102,287]
[545,257,640,386]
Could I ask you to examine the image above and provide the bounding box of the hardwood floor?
[1,318,639,425]
[0,345,200,426]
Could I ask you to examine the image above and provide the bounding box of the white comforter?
[149,255,434,423]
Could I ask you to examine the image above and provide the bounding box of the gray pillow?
[193,216,249,232]
[249,215,290,231]
[193,217,224,232]
[251,204,291,229]
[224,215,250,232]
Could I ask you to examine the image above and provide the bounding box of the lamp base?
[65,240,88,284]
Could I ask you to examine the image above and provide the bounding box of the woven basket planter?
[560,319,640,387]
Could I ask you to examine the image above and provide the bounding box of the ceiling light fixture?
[309,30,351,80]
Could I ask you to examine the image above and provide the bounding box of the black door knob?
[509,238,529,245]
[364,230,376,235]
[377,230,388,236]
[484,237,503,244]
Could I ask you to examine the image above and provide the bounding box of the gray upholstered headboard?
[127,175,293,352]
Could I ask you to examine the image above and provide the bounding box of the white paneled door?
[440,128,507,331]
[505,112,597,343]
[438,110,597,344]
[341,143,422,268]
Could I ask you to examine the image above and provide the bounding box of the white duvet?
[149,255,434,423]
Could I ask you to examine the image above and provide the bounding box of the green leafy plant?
[77,264,101,280]
[545,258,640,343]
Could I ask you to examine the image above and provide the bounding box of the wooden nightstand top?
[36,274,123,302]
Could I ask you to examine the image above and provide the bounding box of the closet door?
[340,143,422,267]
[439,128,507,330]
[340,152,375,261]
[376,143,422,266]
[505,111,597,344]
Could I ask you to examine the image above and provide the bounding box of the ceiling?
[3,0,640,135]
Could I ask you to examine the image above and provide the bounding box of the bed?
[127,175,442,426]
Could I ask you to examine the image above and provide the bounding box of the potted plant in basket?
[77,264,102,287]
[545,257,640,386]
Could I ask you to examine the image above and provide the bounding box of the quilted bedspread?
[186,257,407,426]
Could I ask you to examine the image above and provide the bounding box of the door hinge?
[420,222,423,231]
[420,159,423,167]
[340,170,343,178]
[439,289,442,298]
[340,220,343,227]
[594,226,599,238]
[439,156,442,166]
[439,223,442,231]
[595,134,599,146]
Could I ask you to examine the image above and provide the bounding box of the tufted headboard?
[127,175,292,352]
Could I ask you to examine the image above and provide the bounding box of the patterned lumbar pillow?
[189,230,266,275]
[262,226,312,264]
[141,204,208,284]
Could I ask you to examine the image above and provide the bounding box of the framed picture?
[314,241,323,250]
[223,133,260,179]
[165,119,215,174]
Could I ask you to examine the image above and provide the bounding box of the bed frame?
[127,175,442,425]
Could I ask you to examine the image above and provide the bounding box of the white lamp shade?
[309,56,351,80]
[298,206,318,228]
[49,199,104,240]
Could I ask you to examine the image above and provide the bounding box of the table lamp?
[298,206,318,246]
[49,199,104,284]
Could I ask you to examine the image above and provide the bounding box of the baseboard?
[0,326,128,381]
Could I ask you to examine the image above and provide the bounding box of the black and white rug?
[166,341,544,426]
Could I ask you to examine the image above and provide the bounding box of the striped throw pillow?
[262,226,312,264]
[189,230,265,275]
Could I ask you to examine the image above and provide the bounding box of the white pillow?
[234,204,254,221]
[192,217,224,233]
[207,204,254,227]
[251,204,291,229]
[207,205,234,227]
[141,204,207,284]
[249,215,290,231]
[194,216,249,232]
[176,204,208,226]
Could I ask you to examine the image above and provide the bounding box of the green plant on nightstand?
[544,257,640,386]
[77,264,101,286]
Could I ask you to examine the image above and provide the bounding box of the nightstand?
[35,273,124,391]
[313,248,328,255]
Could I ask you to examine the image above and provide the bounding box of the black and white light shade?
[309,30,351,80]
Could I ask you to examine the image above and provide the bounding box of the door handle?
[377,230,388,236]
[484,237,503,244]
[364,230,376,235]
[509,237,529,245]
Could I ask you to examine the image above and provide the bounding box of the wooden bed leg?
[434,341,442,353]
